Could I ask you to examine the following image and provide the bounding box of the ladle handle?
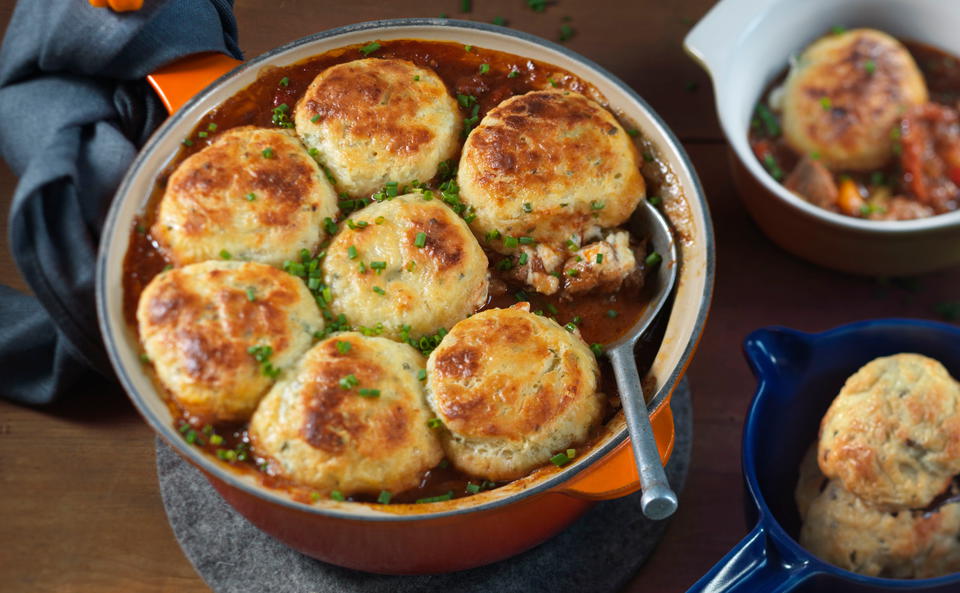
[608,345,678,520]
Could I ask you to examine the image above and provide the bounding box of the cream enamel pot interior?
[685,0,960,276]
[97,19,714,573]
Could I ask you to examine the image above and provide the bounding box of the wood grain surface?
[0,1,957,592]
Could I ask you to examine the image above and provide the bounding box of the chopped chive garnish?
[518,236,535,245]
[417,369,427,381]
[198,131,208,138]
[596,253,604,264]
[347,245,358,259]
[339,374,359,389]
[219,249,231,260]
[246,287,256,302]
[515,290,529,302]
[413,75,420,81]
[566,448,576,458]
[182,138,193,147]
[831,25,846,35]
[336,340,351,354]
[548,77,559,88]
[522,202,533,213]
[763,153,784,181]
[754,103,780,137]
[479,63,490,75]
[427,417,443,429]
[864,59,876,75]
[590,343,603,357]
[378,490,392,504]
[591,200,605,210]
[546,303,559,315]
[648,196,663,207]
[359,41,381,56]
[508,69,519,78]
[139,353,150,363]
[331,490,346,501]
[485,229,502,241]
[466,482,481,494]
[416,491,453,504]
[311,114,320,123]
[414,232,427,247]
[518,252,529,265]
[565,268,579,277]
[245,192,256,201]
[643,151,654,162]
[645,252,663,267]
[358,388,381,398]
[464,44,472,52]
[261,147,275,158]
[207,123,217,131]
[819,96,832,111]
[460,0,471,12]
[279,76,289,87]
[559,24,574,42]
[550,452,572,466]
[504,236,519,249]
[210,434,224,446]
[626,128,639,137]
[323,217,337,235]
[492,16,506,26]
[564,322,577,332]
[372,286,386,295]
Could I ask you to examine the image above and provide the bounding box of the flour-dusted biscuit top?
[782,29,928,171]
[152,126,338,267]
[818,353,960,510]
[294,58,461,198]
[800,479,960,579]
[457,90,645,254]
[136,261,323,423]
[323,193,488,339]
[425,305,603,481]
[248,333,443,496]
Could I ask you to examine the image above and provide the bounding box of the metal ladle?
[604,198,679,520]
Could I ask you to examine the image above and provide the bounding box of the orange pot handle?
[147,52,243,114]
[557,402,675,500]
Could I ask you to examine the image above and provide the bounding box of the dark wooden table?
[1,1,957,591]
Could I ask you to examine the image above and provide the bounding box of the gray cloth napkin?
[0,0,242,404]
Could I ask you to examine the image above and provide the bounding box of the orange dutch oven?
[96,19,714,574]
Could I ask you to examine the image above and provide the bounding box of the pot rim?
[96,17,715,522]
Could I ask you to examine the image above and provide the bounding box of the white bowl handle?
[684,0,775,77]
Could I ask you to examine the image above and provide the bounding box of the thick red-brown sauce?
[748,38,960,220]
[125,39,671,506]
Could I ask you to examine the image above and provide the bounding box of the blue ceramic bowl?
[690,319,960,592]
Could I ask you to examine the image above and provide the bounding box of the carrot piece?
[837,177,865,216]
[88,0,109,6]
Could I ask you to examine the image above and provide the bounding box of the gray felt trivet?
[157,378,692,593]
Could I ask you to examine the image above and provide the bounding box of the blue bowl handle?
[687,524,813,592]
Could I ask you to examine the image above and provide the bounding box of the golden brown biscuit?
[782,29,928,171]
[294,58,461,198]
[137,261,323,423]
[153,126,338,267]
[818,354,960,510]
[796,443,829,521]
[248,332,443,496]
[323,193,488,339]
[458,90,645,255]
[425,305,603,481]
[801,479,960,578]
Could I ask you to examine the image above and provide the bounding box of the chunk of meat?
[510,243,565,295]
[561,230,637,296]
[900,102,960,214]
[784,155,839,211]
[867,195,935,221]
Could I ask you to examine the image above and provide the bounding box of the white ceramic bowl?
[685,0,960,276]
